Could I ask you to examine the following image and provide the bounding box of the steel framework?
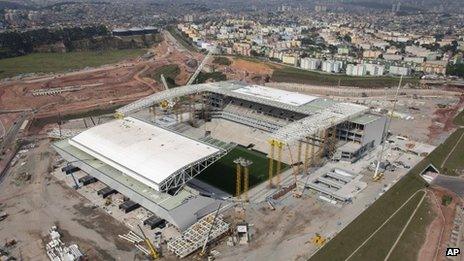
[116,81,369,144]
[167,212,229,258]
[159,149,228,192]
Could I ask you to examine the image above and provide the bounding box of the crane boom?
[374,75,403,180]
[160,74,169,90]
[137,224,159,259]
[200,203,222,256]
[186,51,212,86]
[115,48,214,119]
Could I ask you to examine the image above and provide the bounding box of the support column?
[310,134,316,166]
[234,159,242,199]
[297,141,302,174]
[243,165,250,202]
[268,141,275,188]
[275,142,283,188]
[304,137,310,171]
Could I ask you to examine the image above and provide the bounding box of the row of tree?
[0,25,109,59]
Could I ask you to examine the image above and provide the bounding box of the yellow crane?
[137,224,159,260]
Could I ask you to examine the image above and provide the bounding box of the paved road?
[0,112,27,153]
[432,175,464,197]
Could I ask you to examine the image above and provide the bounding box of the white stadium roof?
[232,85,319,106]
[69,117,220,191]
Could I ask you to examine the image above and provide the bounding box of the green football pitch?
[195,145,288,195]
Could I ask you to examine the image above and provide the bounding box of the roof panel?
[69,117,220,188]
[232,84,319,106]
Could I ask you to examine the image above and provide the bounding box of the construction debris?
[45,226,83,261]
[118,231,144,244]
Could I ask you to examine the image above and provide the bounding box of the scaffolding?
[167,212,229,258]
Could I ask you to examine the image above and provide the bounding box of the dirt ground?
[428,95,464,142]
[418,187,462,261]
[231,59,275,75]
[0,31,198,123]
[418,190,444,261]
[0,139,143,260]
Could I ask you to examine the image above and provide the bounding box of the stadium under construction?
[53,81,387,257]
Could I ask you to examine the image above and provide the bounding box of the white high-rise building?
[389,66,411,76]
[346,64,367,76]
[322,60,343,73]
[300,58,321,70]
[364,64,385,76]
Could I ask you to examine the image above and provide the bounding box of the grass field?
[212,56,232,66]
[348,191,428,260]
[427,128,464,176]
[0,49,146,79]
[195,146,287,195]
[310,162,428,261]
[388,197,435,261]
[271,66,420,88]
[195,71,227,84]
[149,64,180,88]
[454,109,464,126]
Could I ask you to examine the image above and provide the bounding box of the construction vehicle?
[137,224,159,260]
[105,197,112,206]
[311,233,326,247]
[0,212,7,222]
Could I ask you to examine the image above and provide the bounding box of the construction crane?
[199,203,222,257]
[137,224,159,260]
[113,48,214,120]
[160,74,169,90]
[373,75,403,181]
[186,50,213,86]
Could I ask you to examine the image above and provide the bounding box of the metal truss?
[119,81,370,147]
[159,149,228,193]
[116,81,368,117]
[167,212,229,258]
[271,103,368,143]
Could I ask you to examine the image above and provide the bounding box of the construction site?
[34,73,438,260]
[0,30,463,261]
